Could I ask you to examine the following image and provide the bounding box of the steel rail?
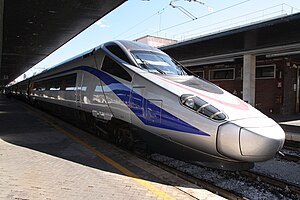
[142,157,246,200]
[241,171,300,195]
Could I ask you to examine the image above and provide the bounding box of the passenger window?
[102,56,132,82]
[33,73,77,91]
[63,74,77,91]
[106,44,131,64]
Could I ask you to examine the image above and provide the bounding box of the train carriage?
[10,40,285,170]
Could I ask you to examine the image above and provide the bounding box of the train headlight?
[180,94,226,121]
[184,98,195,109]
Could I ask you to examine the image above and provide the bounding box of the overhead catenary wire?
[174,3,295,39]
[114,0,204,39]
[113,5,169,39]
[115,0,252,40]
[170,0,197,20]
[151,0,252,36]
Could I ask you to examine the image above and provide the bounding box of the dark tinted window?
[131,50,187,75]
[33,73,77,91]
[106,44,131,64]
[209,69,234,80]
[194,71,204,78]
[63,74,77,91]
[256,65,275,78]
[102,56,132,82]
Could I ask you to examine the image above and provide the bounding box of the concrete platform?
[0,95,223,200]
[272,114,300,142]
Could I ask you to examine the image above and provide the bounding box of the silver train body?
[10,40,285,170]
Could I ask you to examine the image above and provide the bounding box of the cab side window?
[106,44,131,64]
[102,56,132,82]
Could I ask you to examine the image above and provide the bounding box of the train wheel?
[114,125,134,149]
[132,140,149,157]
[93,119,108,139]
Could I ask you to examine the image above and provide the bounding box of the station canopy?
[0,0,126,86]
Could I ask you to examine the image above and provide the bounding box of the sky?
[14,0,300,83]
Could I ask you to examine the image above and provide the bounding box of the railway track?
[279,142,300,162]
[284,140,300,150]
[278,153,300,163]
[144,156,245,200]
[241,170,300,194]
[147,154,300,199]
[124,137,300,199]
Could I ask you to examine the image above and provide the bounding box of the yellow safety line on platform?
[24,105,175,200]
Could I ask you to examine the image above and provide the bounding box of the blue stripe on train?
[42,66,210,136]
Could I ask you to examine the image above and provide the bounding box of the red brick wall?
[189,58,296,115]
[255,79,283,114]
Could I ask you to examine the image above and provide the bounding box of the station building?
[135,35,177,48]
[185,56,298,115]
[157,13,300,116]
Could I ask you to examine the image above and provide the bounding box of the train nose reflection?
[217,118,285,162]
[239,125,285,159]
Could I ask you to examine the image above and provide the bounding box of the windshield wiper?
[152,52,186,75]
[134,55,149,70]
[151,66,166,75]
[134,55,166,75]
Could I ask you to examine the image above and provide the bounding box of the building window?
[256,65,276,79]
[194,70,204,78]
[209,68,235,80]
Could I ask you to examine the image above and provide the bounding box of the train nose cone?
[217,117,285,162]
[239,124,285,160]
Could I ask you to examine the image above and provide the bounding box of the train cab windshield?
[131,50,187,75]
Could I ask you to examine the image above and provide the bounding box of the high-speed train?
[9,40,285,170]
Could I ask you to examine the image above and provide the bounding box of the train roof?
[10,40,164,86]
[103,40,164,54]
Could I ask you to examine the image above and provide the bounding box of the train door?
[28,80,34,102]
[130,86,146,124]
[75,72,84,108]
[130,76,163,127]
[98,55,133,123]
